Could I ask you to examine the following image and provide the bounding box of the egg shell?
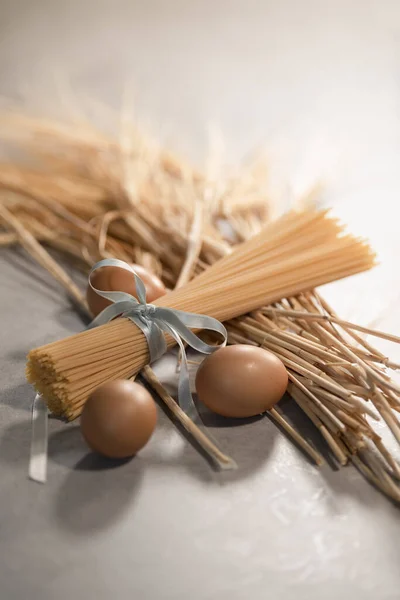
[195,345,288,418]
[86,263,167,317]
[80,380,157,458]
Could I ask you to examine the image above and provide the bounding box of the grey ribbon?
[29,393,48,483]
[88,258,227,418]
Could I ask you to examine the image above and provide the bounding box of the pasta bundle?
[26,208,375,420]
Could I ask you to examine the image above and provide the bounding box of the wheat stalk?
[0,109,399,500]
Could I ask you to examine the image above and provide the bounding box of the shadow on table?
[145,385,277,485]
[0,417,143,536]
[274,394,339,469]
[50,425,144,536]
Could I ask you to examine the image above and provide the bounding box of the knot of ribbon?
[88,258,227,418]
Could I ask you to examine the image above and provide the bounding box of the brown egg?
[195,345,288,418]
[87,263,167,317]
[80,380,157,458]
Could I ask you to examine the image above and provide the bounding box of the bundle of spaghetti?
[26,208,375,420]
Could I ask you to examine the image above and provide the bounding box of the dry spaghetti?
[26,208,375,420]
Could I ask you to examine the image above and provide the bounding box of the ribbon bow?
[88,258,227,418]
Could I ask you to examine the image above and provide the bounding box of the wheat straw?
[2,108,400,499]
[26,209,374,419]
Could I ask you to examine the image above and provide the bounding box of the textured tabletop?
[1,2,400,599]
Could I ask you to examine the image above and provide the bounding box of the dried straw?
[1,109,399,500]
[26,209,375,419]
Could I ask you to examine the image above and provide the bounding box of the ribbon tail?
[159,322,199,420]
[29,393,48,484]
[155,321,235,470]
[176,343,197,420]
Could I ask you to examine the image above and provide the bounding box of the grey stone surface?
[0,2,400,599]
